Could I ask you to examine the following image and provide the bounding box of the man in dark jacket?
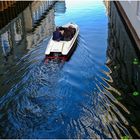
[53,27,63,41]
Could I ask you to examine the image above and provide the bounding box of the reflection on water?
[106,1,140,138]
[0,1,55,64]
[0,0,140,139]
[26,9,55,50]
[0,1,56,106]
[14,18,22,43]
[1,31,12,58]
[54,1,66,14]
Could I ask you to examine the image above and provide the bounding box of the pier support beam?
[23,6,33,32]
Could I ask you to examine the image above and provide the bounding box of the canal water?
[0,0,140,139]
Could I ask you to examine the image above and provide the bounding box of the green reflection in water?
[132,91,139,96]
[133,58,139,65]
[116,96,123,101]
[121,135,130,140]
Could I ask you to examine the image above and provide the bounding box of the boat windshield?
[53,26,76,41]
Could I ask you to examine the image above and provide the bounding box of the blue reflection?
[0,0,139,139]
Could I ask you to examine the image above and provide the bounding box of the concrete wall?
[119,1,140,39]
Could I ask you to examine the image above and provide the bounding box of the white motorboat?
[45,23,79,61]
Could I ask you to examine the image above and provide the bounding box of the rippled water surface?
[0,0,140,139]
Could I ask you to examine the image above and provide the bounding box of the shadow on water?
[106,1,140,138]
[0,0,140,139]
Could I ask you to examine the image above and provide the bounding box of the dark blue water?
[0,0,140,139]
